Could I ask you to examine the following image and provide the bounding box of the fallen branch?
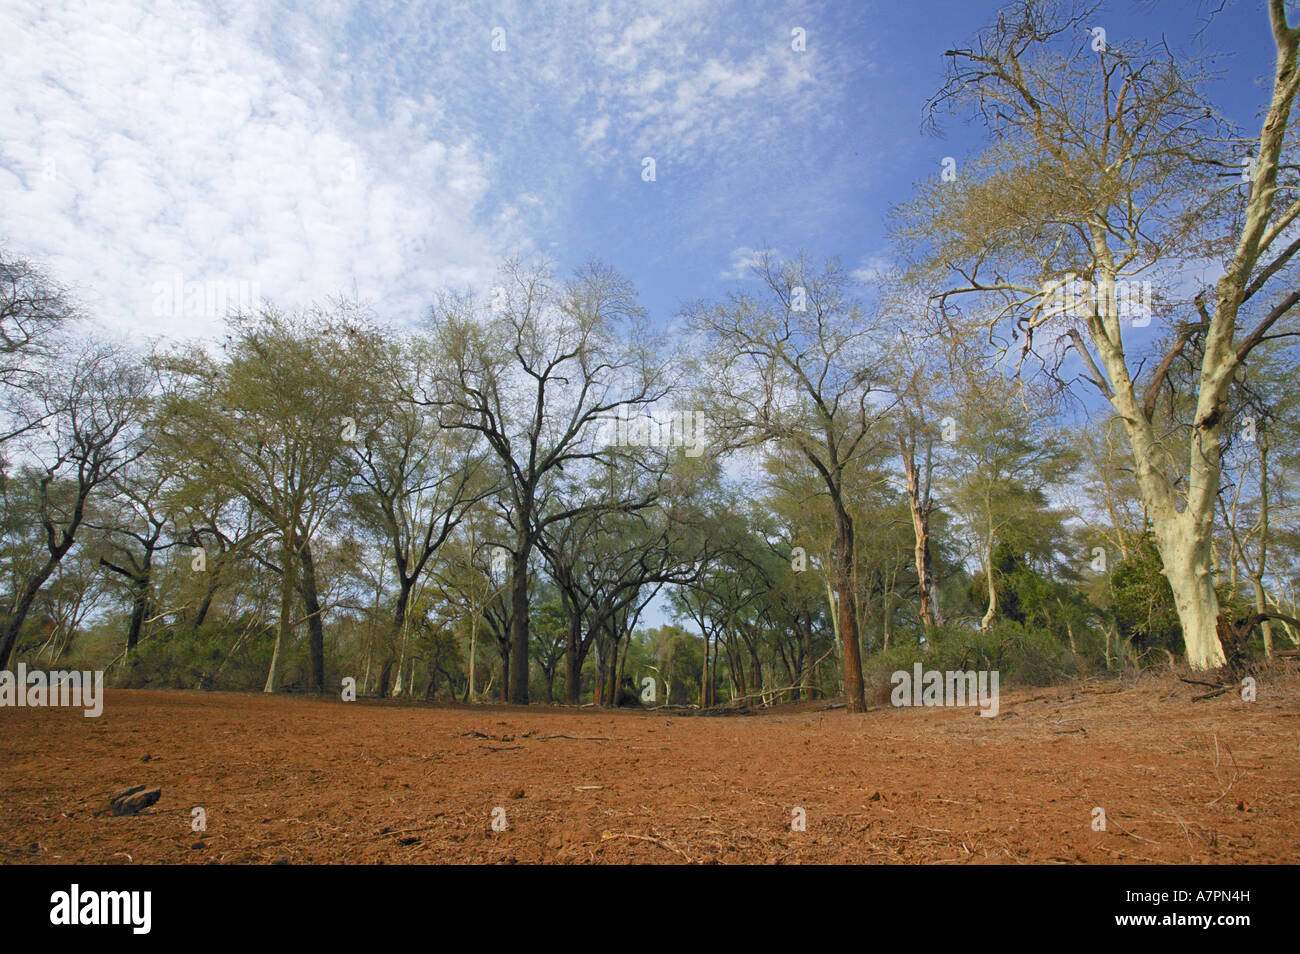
[1180,677,1227,690]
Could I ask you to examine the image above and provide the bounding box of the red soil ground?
[1,673,1297,864]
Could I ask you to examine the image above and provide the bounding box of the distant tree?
[686,252,894,712]
[0,249,74,446]
[92,446,176,654]
[943,371,1076,630]
[349,338,493,696]
[0,342,148,667]
[429,261,669,704]
[1109,531,1181,659]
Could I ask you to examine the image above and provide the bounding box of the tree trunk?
[0,557,65,668]
[467,611,478,702]
[393,632,407,698]
[700,635,711,707]
[901,431,942,629]
[832,499,866,712]
[733,641,745,697]
[565,622,583,706]
[390,577,415,692]
[1159,522,1228,670]
[594,649,605,707]
[562,587,584,705]
[800,619,814,699]
[980,533,997,631]
[300,541,326,693]
[1249,577,1276,657]
[264,534,296,693]
[605,640,620,707]
[190,585,216,635]
[615,631,630,698]
[507,542,530,705]
[126,577,148,652]
[1251,443,1275,657]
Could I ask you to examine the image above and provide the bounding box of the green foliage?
[1107,533,1181,655]
[968,538,1096,646]
[119,621,280,691]
[864,619,1083,704]
[637,624,704,705]
[414,616,465,699]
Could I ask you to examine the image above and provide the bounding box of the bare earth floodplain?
[1,675,1297,865]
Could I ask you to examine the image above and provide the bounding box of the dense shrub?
[864,620,1084,704]
[118,622,282,691]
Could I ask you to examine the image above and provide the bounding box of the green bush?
[864,620,1082,704]
[118,622,281,691]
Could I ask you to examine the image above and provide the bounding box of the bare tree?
[686,252,894,712]
[428,261,670,704]
[351,340,495,696]
[0,342,148,667]
[898,0,1300,669]
[0,250,74,446]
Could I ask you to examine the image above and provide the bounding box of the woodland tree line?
[2,1,1298,712]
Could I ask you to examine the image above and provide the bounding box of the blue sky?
[0,0,1281,344]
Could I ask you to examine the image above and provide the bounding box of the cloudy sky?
[0,0,1278,345]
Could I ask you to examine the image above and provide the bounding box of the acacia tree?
[429,504,512,701]
[898,0,1300,669]
[758,470,837,696]
[0,342,148,667]
[885,325,954,632]
[1211,342,1300,655]
[350,340,494,696]
[429,261,670,704]
[92,447,176,654]
[943,370,1075,630]
[538,438,712,705]
[686,252,892,712]
[155,306,385,692]
[33,545,107,661]
[0,250,74,447]
[166,480,274,642]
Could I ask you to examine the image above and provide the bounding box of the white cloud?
[572,2,844,167]
[721,245,777,280]
[0,0,865,341]
[0,0,503,343]
[578,115,611,154]
[851,254,893,285]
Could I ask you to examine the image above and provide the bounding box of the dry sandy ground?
[1,674,1296,864]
